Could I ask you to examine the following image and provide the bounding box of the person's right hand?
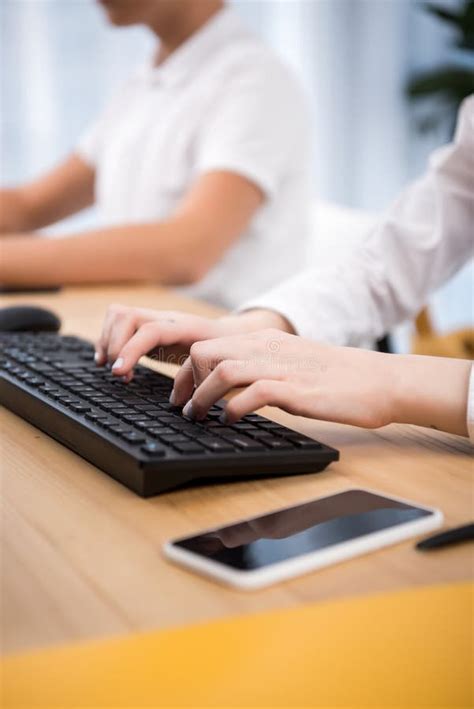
[95,304,292,379]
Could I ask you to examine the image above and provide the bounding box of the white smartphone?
[163,489,443,590]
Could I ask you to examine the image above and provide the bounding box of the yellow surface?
[2,582,472,708]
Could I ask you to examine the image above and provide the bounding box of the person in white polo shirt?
[0,0,310,308]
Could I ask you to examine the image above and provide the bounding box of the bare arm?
[0,171,263,287]
[0,154,95,233]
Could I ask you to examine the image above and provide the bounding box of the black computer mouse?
[0,305,61,333]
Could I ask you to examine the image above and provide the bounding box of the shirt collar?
[142,6,248,89]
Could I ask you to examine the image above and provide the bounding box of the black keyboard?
[0,332,339,496]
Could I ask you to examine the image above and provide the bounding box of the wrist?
[390,354,471,436]
[220,308,296,336]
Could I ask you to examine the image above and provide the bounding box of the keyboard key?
[141,442,166,456]
[154,402,176,411]
[159,434,189,444]
[148,426,176,437]
[262,439,294,450]
[200,438,235,452]
[99,387,120,396]
[29,363,55,373]
[200,420,222,428]
[108,424,134,435]
[43,389,64,399]
[232,422,258,432]
[58,396,80,405]
[85,412,110,424]
[171,422,202,437]
[246,429,276,440]
[156,415,178,425]
[133,419,156,430]
[98,416,120,428]
[131,404,159,413]
[55,362,85,371]
[288,438,322,449]
[39,386,61,398]
[212,427,236,437]
[99,403,129,412]
[77,389,99,398]
[70,404,91,413]
[136,407,162,417]
[131,387,153,396]
[114,407,138,415]
[224,435,265,451]
[122,432,146,444]
[84,409,105,418]
[122,413,149,423]
[172,441,205,454]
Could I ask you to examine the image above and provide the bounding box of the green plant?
[406,0,474,134]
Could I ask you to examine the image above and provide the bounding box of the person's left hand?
[171,329,397,429]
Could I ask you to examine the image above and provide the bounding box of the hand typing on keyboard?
[169,330,398,428]
[96,305,394,430]
[165,329,471,439]
[95,304,291,376]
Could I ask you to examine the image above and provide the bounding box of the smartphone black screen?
[174,490,432,570]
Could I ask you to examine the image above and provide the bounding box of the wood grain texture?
[1,286,472,655]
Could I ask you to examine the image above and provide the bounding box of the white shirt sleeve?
[76,118,108,167]
[194,58,310,198]
[241,94,474,345]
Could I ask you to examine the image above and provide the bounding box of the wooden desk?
[1,286,472,656]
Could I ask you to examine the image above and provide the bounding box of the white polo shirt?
[77,7,311,308]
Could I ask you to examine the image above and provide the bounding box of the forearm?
[0,187,76,233]
[0,156,95,234]
[0,189,33,232]
[0,219,208,287]
[390,354,471,436]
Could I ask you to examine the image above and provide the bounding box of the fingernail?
[169,388,176,405]
[94,351,102,364]
[182,400,195,419]
[219,411,229,425]
[112,357,124,370]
